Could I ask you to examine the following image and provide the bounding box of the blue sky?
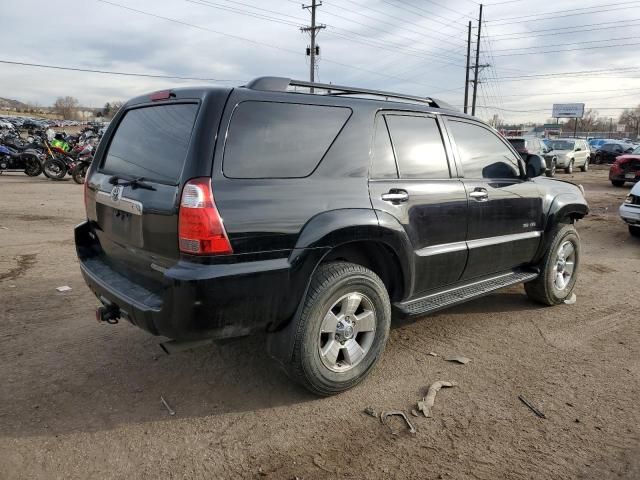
[2,0,639,123]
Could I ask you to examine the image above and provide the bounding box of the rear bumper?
[75,221,303,340]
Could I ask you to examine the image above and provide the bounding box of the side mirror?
[526,154,546,178]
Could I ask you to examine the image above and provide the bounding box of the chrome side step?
[395,269,538,317]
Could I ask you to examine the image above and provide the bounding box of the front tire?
[525,224,580,306]
[288,262,391,396]
[630,225,640,237]
[43,158,67,180]
[564,160,574,174]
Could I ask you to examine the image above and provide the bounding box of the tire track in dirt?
[544,304,637,350]
[0,253,37,282]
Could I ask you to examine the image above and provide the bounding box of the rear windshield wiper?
[108,175,156,191]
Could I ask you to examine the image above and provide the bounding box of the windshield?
[633,146,640,155]
[549,140,575,151]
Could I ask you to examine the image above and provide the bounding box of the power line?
[488,18,640,39]
[96,0,447,90]
[0,59,239,82]
[381,0,469,27]
[483,87,640,98]
[492,40,640,57]
[188,0,464,65]
[487,0,640,23]
[331,0,468,36]
[490,35,640,52]
[320,0,466,48]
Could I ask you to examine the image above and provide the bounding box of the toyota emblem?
[110,185,123,202]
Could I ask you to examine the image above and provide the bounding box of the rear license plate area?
[625,173,636,179]
[99,205,143,248]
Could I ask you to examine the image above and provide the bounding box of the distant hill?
[0,97,29,110]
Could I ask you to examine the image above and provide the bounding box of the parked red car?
[610,146,640,187]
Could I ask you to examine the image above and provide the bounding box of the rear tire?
[288,262,391,396]
[611,180,625,187]
[23,157,43,176]
[580,158,589,172]
[545,159,556,177]
[43,158,67,180]
[630,225,640,237]
[525,224,580,306]
[564,160,574,174]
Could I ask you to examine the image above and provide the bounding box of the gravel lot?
[0,167,638,479]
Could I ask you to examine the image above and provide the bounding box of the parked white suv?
[620,182,640,237]
[547,138,590,174]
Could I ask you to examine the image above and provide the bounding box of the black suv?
[506,137,557,177]
[76,77,588,395]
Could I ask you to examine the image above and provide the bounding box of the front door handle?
[469,188,489,201]
[381,190,409,203]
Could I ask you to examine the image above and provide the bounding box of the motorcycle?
[71,145,94,184]
[0,144,43,176]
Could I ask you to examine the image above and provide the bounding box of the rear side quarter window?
[223,101,351,179]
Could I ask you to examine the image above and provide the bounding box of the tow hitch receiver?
[96,305,120,324]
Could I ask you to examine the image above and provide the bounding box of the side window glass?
[370,116,398,178]
[223,102,351,179]
[384,115,450,179]
[448,120,521,179]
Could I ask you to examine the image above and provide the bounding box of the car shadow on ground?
[0,288,546,440]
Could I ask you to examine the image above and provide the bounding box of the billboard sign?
[552,103,585,118]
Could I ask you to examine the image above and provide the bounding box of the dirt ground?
[0,167,638,479]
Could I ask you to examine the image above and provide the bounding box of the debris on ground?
[55,285,72,292]
[564,293,577,305]
[418,381,457,418]
[410,409,420,417]
[445,355,470,365]
[380,411,417,435]
[518,394,546,418]
[364,406,378,418]
[428,352,439,357]
[160,396,176,416]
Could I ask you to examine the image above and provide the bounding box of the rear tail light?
[178,177,232,255]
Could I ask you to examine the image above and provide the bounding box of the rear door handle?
[381,190,409,203]
[469,188,489,201]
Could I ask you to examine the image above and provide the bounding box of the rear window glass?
[102,103,198,184]
[223,101,351,179]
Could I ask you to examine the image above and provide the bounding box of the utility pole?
[301,0,325,90]
[471,3,483,116]
[464,21,471,114]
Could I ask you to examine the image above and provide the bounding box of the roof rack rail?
[244,76,455,110]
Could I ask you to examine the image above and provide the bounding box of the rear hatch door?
[85,97,213,290]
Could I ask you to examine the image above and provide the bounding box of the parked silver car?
[547,138,590,174]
